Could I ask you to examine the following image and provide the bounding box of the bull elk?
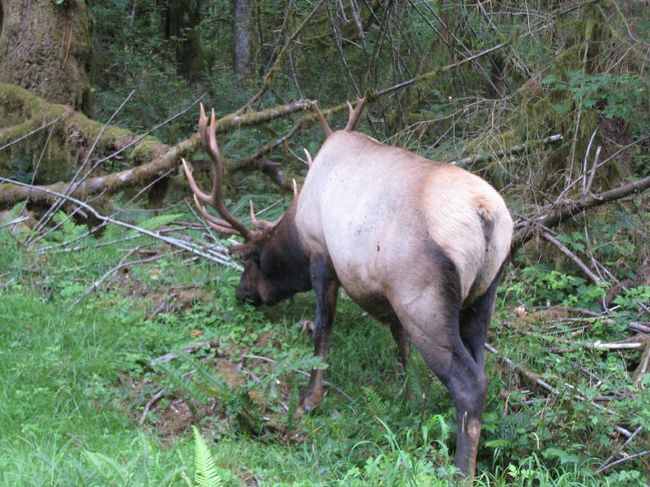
[181,100,513,478]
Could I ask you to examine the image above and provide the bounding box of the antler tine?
[181,158,212,205]
[196,106,253,240]
[292,178,298,197]
[344,96,366,132]
[313,102,333,138]
[303,148,313,166]
[198,103,209,148]
[249,200,277,230]
[192,194,240,235]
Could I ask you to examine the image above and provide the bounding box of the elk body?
[182,101,513,478]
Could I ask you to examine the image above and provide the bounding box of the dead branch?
[451,134,563,167]
[0,177,240,269]
[0,99,314,208]
[542,230,602,284]
[150,341,217,367]
[596,449,650,474]
[485,342,634,438]
[633,342,650,387]
[512,174,650,252]
[139,389,165,424]
[72,247,168,308]
[596,425,644,474]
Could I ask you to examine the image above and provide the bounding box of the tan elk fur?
[296,130,512,310]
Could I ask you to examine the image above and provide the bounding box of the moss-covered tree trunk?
[0,0,93,113]
[232,0,252,78]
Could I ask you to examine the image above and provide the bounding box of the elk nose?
[236,285,260,306]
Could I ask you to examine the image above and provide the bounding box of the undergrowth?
[1,204,647,486]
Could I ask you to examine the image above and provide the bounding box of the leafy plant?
[183,427,223,487]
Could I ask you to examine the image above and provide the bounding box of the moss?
[0,82,166,185]
[0,0,93,112]
[128,137,166,166]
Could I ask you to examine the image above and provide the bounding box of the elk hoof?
[297,393,322,417]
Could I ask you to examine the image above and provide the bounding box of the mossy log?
[0,83,166,185]
[0,83,315,208]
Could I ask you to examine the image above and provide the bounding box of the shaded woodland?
[0,1,648,485]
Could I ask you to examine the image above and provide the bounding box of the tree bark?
[232,0,252,78]
[0,0,93,113]
[164,0,203,82]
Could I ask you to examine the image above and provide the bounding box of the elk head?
[181,104,311,306]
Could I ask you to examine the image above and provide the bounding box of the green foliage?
[1,204,647,485]
[516,265,605,309]
[542,71,646,120]
[189,427,223,487]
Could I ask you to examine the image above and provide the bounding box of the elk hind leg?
[392,287,486,478]
[459,272,501,369]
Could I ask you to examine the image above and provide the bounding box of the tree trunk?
[0,0,93,113]
[232,0,252,78]
[163,0,203,82]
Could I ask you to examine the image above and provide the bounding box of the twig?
[31,120,60,185]
[0,216,29,229]
[512,174,650,251]
[485,342,634,438]
[139,389,165,424]
[633,341,650,387]
[596,450,650,474]
[150,341,216,367]
[31,91,137,239]
[630,322,650,334]
[374,42,507,98]
[0,177,240,269]
[72,247,168,307]
[0,117,62,152]
[244,0,327,108]
[451,134,563,167]
[546,305,604,318]
[541,231,602,284]
[596,425,644,474]
[590,341,646,351]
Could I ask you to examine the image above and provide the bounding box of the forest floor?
[0,202,648,486]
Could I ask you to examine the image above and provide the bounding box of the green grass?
[0,210,646,486]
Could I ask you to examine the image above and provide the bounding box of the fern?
[362,386,390,422]
[192,426,223,487]
[136,213,184,231]
[156,361,209,404]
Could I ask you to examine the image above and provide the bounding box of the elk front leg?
[298,254,338,414]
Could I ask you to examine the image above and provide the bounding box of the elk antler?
[249,200,277,230]
[344,97,366,131]
[303,148,313,166]
[313,97,366,138]
[313,102,333,138]
[181,103,253,240]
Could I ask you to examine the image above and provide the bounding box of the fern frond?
[157,361,209,404]
[137,213,184,231]
[362,386,390,421]
[192,426,222,487]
